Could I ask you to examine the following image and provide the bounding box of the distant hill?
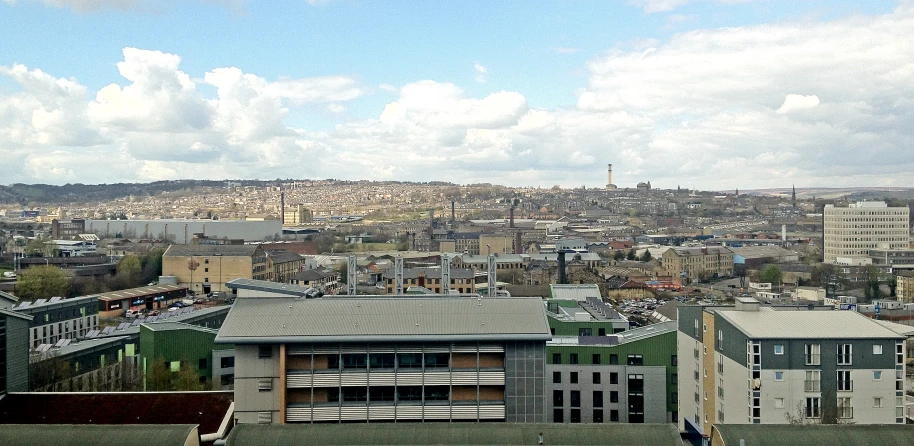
[742,187,914,201]
[0,180,241,205]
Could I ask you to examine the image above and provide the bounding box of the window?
[837,370,853,391]
[397,386,422,401]
[592,354,601,364]
[610,410,619,422]
[570,372,579,384]
[805,397,821,418]
[837,397,853,419]
[874,397,883,408]
[570,354,579,364]
[553,409,564,423]
[671,355,678,366]
[220,356,234,368]
[593,409,604,423]
[718,330,723,343]
[342,353,368,369]
[570,409,581,423]
[694,370,699,381]
[609,372,618,385]
[257,345,272,359]
[369,353,395,369]
[671,373,678,384]
[198,358,207,370]
[593,391,603,407]
[553,371,562,384]
[570,391,580,407]
[609,354,618,365]
[424,353,449,368]
[837,344,852,365]
[873,344,883,355]
[628,374,644,392]
[593,372,601,384]
[398,353,423,368]
[552,353,562,364]
[774,398,785,409]
[579,328,592,336]
[774,344,784,355]
[626,354,643,365]
[774,371,784,381]
[220,374,234,386]
[553,390,564,407]
[874,370,882,380]
[610,391,619,403]
[343,387,369,402]
[204,267,209,272]
[805,370,821,392]
[805,344,821,365]
[204,277,209,283]
[598,328,606,336]
[424,386,449,400]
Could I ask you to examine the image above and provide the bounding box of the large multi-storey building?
[678,298,907,434]
[0,308,32,394]
[162,244,267,295]
[547,321,677,424]
[823,201,910,264]
[382,267,476,294]
[215,295,551,424]
[661,246,733,283]
[11,295,98,348]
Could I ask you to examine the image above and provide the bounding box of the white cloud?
[474,62,488,84]
[4,6,914,189]
[776,94,820,114]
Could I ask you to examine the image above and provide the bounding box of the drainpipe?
[200,401,234,443]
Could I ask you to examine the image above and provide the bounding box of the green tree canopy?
[760,264,782,284]
[640,250,652,262]
[15,265,68,299]
[117,256,142,279]
[626,248,637,261]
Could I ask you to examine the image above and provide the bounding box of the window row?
[551,353,654,365]
[553,408,619,423]
[323,386,453,402]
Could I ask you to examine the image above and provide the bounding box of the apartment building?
[11,295,99,348]
[382,267,476,294]
[661,246,733,283]
[0,308,32,394]
[823,201,910,264]
[678,298,907,434]
[215,296,551,424]
[896,271,914,303]
[264,250,306,283]
[547,321,677,424]
[162,244,267,294]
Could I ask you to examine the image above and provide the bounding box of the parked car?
[2,271,16,278]
[194,298,205,304]
[148,310,160,316]
[125,308,147,318]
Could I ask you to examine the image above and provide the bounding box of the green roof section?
[0,424,200,446]
[711,424,914,446]
[226,423,684,446]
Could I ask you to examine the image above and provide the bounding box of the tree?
[146,357,172,391]
[25,236,49,257]
[640,250,652,262]
[626,248,637,261]
[117,256,141,280]
[760,264,782,285]
[613,250,625,261]
[15,265,68,299]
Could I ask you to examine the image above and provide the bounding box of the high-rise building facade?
[823,201,910,264]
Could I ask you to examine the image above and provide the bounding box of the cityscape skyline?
[1,1,911,189]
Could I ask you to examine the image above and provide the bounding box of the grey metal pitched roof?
[291,269,337,281]
[717,308,905,339]
[226,278,314,296]
[265,250,304,263]
[215,296,551,344]
[225,422,684,446]
[0,424,200,446]
[163,244,259,257]
[711,424,914,446]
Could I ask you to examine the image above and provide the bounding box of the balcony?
[286,370,505,388]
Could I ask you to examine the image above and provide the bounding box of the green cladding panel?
[547,330,678,414]
[140,324,224,379]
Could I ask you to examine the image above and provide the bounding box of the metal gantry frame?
[441,254,450,295]
[394,255,404,295]
[487,254,496,297]
[347,254,357,296]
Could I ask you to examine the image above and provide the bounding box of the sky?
[1,0,912,190]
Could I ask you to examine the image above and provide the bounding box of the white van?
[2,272,15,278]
